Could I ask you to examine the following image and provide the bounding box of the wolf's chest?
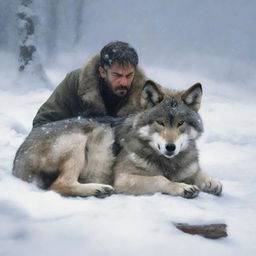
[164,161,199,182]
[127,152,162,176]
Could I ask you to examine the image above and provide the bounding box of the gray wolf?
[13,83,222,198]
[113,83,222,198]
[12,81,163,197]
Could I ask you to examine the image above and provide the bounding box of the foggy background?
[1,2,256,255]
[1,0,255,93]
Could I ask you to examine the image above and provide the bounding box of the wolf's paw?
[181,184,200,199]
[201,179,222,196]
[94,184,115,198]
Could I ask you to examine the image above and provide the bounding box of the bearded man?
[33,41,160,127]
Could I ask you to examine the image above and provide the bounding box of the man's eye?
[156,120,165,126]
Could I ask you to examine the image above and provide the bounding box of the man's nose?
[120,77,129,86]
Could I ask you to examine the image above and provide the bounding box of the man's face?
[99,62,135,97]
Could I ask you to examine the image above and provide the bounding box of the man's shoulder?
[64,68,82,87]
[52,68,82,95]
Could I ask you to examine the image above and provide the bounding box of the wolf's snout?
[165,143,176,152]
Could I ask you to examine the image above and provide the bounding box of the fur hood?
[78,54,151,116]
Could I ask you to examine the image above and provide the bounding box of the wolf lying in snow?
[13,82,222,198]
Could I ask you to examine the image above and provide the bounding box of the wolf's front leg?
[192,171,222,196]
[114,173,199,198]
[50,180,114,198]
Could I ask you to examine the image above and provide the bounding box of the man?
[33,41,160,127]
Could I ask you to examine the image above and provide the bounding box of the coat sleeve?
[32,70,81,128]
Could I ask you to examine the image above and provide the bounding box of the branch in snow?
[175,223,228,239]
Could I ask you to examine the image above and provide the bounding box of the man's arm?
[32,69,82,128]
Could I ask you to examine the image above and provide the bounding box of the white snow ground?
[0,63,256,256]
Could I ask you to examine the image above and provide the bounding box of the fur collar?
[78,54,150,116]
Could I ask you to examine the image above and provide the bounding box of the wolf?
[113,83,222,198]
[12,82,222,198]
[12,81,163,197]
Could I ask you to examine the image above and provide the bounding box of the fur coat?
[32,55,154,127]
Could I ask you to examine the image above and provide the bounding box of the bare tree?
[17,0,51,88]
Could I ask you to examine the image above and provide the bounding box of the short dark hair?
[100,41,139,70]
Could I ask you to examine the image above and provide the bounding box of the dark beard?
[104,78,129,97]
[99,78,122,115]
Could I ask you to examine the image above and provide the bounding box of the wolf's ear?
[181,83,202,111]
[140,80,164,109]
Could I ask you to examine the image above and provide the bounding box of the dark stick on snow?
[175,223,228,239]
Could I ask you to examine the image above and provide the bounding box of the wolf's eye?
[156,120,165,126]
[177,120,184,127]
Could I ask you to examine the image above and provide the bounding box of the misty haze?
[0,1,256,256]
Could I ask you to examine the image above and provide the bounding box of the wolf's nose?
[165,143,176,152]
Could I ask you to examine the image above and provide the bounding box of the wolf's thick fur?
[13,83,222,198]
[113,84,222,198]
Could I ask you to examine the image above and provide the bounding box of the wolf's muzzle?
[165,143,176,153]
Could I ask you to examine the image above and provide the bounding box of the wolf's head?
[134,83,203,158]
